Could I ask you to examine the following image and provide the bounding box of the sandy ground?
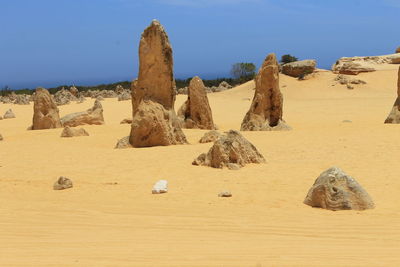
[1,67,400,267]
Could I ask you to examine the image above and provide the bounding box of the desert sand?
[1,67,400,266]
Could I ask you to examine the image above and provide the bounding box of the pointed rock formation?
[61,100,104,127]
[384,67,400,123]
[3,109,16,119]
[129,20,186,147]
[193,130,265,170]
[304,167,374,211]
[32,88,62,130]
[241,53,291,131]
[177,76,215,129]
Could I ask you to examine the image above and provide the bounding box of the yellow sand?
[0,68,399,267]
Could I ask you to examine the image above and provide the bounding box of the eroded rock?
[385,67,400,123]
[199,130,221,143]
[241,53,291,131]
[3,109,16,119]
[193,130,265,169]
[61,100,104,127]
[53,176,73,190]
[178,76,215,129]
[32,87,62,130]
[281,60,316,78]
[61,126,89,137]
[128,20,187,147]
[304,167,374,211]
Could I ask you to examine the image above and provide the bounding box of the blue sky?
[1,0,399,89]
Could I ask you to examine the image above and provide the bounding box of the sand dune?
[1,68,400,266]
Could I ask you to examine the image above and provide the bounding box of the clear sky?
[1,0,399,89]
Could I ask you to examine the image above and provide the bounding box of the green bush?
[280,54,298,64]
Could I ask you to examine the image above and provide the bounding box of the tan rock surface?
[241,53,290,131]
[384,67,400,123]
[129,20,186,147]
[304,167,374,211]
[61,100,104,127]
[193,130,265,169]
[60,126,89,137]
[178,76,215,129]
[32,87,62,130]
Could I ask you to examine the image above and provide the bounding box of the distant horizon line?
[3,65,333,90]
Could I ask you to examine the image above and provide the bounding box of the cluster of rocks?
[332,53,400,75]
[0,93,33,105]
[281,59,317,78]
[384,67,400,123]
[334,74,367,89]
[127,20,187,148]
[54,88,78,106]
[30,87,104,130]
[193,130,266,170]
[177,81,232,95]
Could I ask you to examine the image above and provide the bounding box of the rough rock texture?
[61,100,104,127]
[31,88,62,130]
[218,191,232,197]
[70,86,79,97]
[129,20,187,147]
[3,109,16,119]
[281,60,316,78]
[241,53,291,131]
[192,130,265,170]
[152,180,168,194]
[54,88,77,106]
[130,100,186,147]
[332,53,400,75]
[14,94,30,105]
[53,176,73,190]
[304,167,375,211]
[384,67,400,123]
[334,74,367,86]
[114,136,132,149]
[61,126,89,137]
[120,118,132,124]
[115,85,125,94]
[177,76,215,129]
[118,90,131,101]
[199,130,221,143]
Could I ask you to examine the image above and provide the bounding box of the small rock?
[115,136,132,149]
[0,134,3,141]
[61,126,89,137]
[120,118,133,124]
[218,191,232,198]
[53,176,73,190]
[152,180,168,194]
[3,109,16,119]
[347,84,354,90]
